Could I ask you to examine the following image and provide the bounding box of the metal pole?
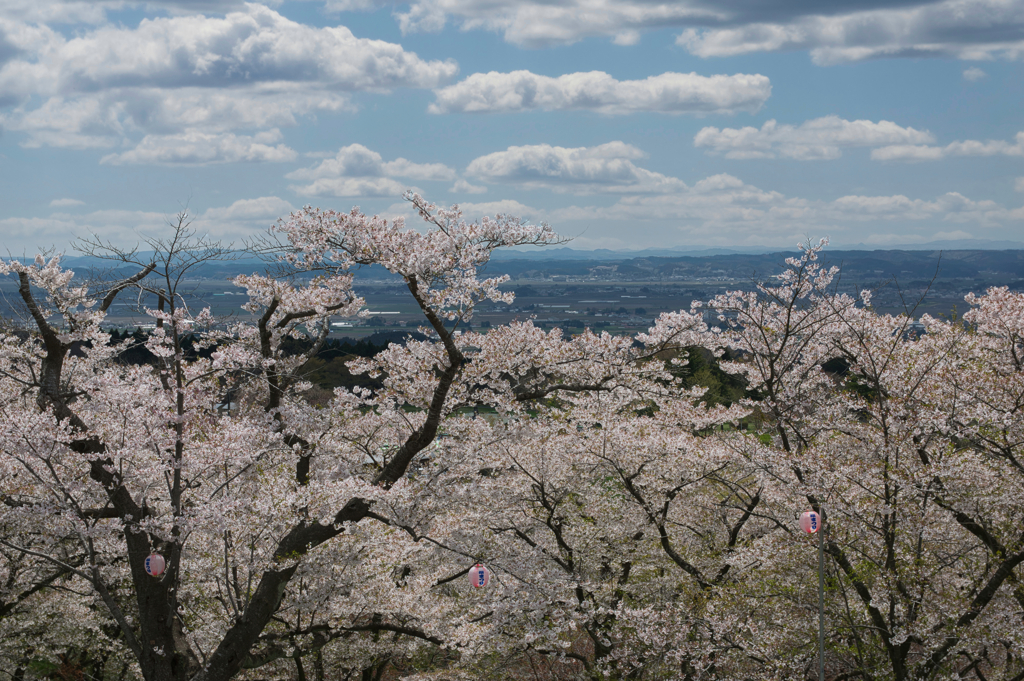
[818,508,825,681]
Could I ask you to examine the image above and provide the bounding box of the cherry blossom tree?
[0,195,641,681]
[690,243,1024,681]
[405,243,1024,680]
[3,210,1024,681]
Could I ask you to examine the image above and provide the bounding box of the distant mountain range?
[490,246,776,261]
[14,240,1024,284]
[487,248,1024,282]
[830,238,1024,251]
[491,238,1024,261]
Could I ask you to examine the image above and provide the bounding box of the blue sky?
[2,0,1023,253]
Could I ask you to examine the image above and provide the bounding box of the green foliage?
[674,346,748,407]
[288,333,425,392]
[299,356,382,393]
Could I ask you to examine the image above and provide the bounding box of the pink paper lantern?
[469,563,490,588]
[145,552,166,577]
[800,510,821,534]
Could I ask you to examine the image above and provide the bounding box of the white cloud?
[963,67,988,81]
[120,88,353,134]
[8,177,1023,254]
[286,144,454,197]
[1,197,299,252]
[676,0,1024,64]
[12,0,1021,73]
[441,199,539,219]
[381,197,544,232]
[450,179,488,194]
[357,0,1024,64]
[1,0,112,24]
[200,197,296,223]
[612,30,640,46]
[0,5,457,152]
[49,198,85,207]
[287,144,390,182]
[548,173,793,229]
[871,132,1024,162]
[0,216,83,252]
[391,0,721,46]
[0,89,353,149]
[100,129,297,165]
[465,142,686,194]
[930,230,975,241]
[429,70,771,115]
[381,157,457,181]
[537,172,1024,247]
[826,192,1003,224]
[292,177,411,198]
[286,144,455,182]
[2,209,178,252]
[870,145,947,162]
[694,116,934,160]
[1,95,126,148]
[1,5,456,99]
[325,0,379,11]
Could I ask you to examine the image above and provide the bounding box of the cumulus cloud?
[15,0,1021,71]
[535,172,1023,247]
[871,132,1024,161]
[0,215,88,251]
[963,67,987,81]
[676,0,1024,64]
[100,129,297,165]
[288,144,456,182]
[380,198,540,227]
[3,208,191,252]
[870,145,945,162]
[548,173,793,227]
[200,196,296,223]
[2,0,111,24]
[381,157,457,181]
[1,94,126,148]
[292,177,411,198]
[435,199,538,219]
[9,176,1023,253]
[49,198,85,207]
[0,5,457,153]
[287,144,393,182]
[429,70,770,115]
[694,116,934,160]
[355,0,1024,64]
[827,192,1000,221]
[465,142,686,194]
[121,88,352,134]
[1,5,456,99]
[0,89,353,149]
[450,179,488,194]
[391,0,721,46]
[2,196,299,252]
[286,144,456,197]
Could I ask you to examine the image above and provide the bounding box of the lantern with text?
[469,563,490,588]
[145,552,166,577]
[800,510,821,534]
